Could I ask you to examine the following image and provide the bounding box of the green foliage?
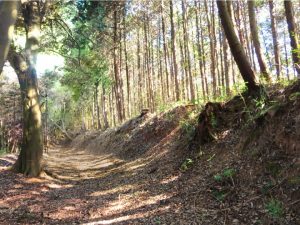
[0,148,6,156]
[266,162,282,177]
[232,81,248,96]
[212,189,228,202]
[213,168,236,182]
[291,45,300,55]
[288,176,300,185]
[223,168,235,178]
[39,70,84,130]
[261,180,275,195]
[157,101,186,114]
[180,119,196,140]
[209,112,217,128]
[179,109,198,140]
[153,217,161,224]
[238,86,282,125]
[214,86,231,102]
[61,52,111,101]
[213,174,222,182]
[266,198,284,218]
[277,78,297,87]
[211,168,236,202]
[180,158,194,171]
[289,92,300,101]
[255,0,266,8]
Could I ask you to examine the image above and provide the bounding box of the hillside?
[0,81,299,224]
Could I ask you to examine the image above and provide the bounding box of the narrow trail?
[0,144,187,225]
[42,146,178,224]
[44,147,124,180]
[1,106,199,224]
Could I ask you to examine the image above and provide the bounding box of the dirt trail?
[0,106,195,224]
[41,146,180,224]
[44,148,124,180]
[0,135,187,224]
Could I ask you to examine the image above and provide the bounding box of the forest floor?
[0,82,300,225]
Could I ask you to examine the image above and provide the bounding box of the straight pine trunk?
[269,0,281,79]
[169,0,180,101]
[284,0,300,77]
[195,0,207,100]
[248,1,270,81]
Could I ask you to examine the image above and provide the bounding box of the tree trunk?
[205,0,217,98]
[248,1,270,81]
[241,1,254,70]
[217,0,260,93]
[95,84,101,130]
[158,25,164,104]
[269,0,281,79]
[169,0,180,101]
[8,1,45,177]
[222,28,230,95]
[181,0,194,101]
[113,10,124,122]
[284,30,290,79]
[195,0,206,100]
[284,0,300,77]
[137,29,143,109]
[102,85,109,129]
[0,1,19,72]
[160,2,170,100]
[122,7,130,118]
[179,33,186,100]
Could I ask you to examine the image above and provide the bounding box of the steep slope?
[70,105,196,160]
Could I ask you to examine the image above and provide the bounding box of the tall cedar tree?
[217,0,260,94]
[269,0,281,79]
[247,1,270,81]
[284,0,300,77]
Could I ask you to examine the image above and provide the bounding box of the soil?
[0,82,299,225]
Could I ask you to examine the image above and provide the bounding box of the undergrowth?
[266,198,284,218]
[0,148,6,156]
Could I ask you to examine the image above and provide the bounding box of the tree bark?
[102,85,109,129]
[284,0,300,77]
[283,30,290,79]
[160,2,170,100]
[113,10,124,122]
[136,29,143,109]
[8,1,45,177]
[248,1,270,81]
[0,1,19,72]
[205,0,217,98]
[195,0,206,100]
[169,0,180,101]
[269,0,281,79]
[123,13,130,118]
[217,0,260,93]
[95,84,101,130]
[181,0,194,102]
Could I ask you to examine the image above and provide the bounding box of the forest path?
[42,145,180,224]
[0,145,183,224]
[44,147,124,181]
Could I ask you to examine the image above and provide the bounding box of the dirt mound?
[71,105,196,160]
[181,80,300,224]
